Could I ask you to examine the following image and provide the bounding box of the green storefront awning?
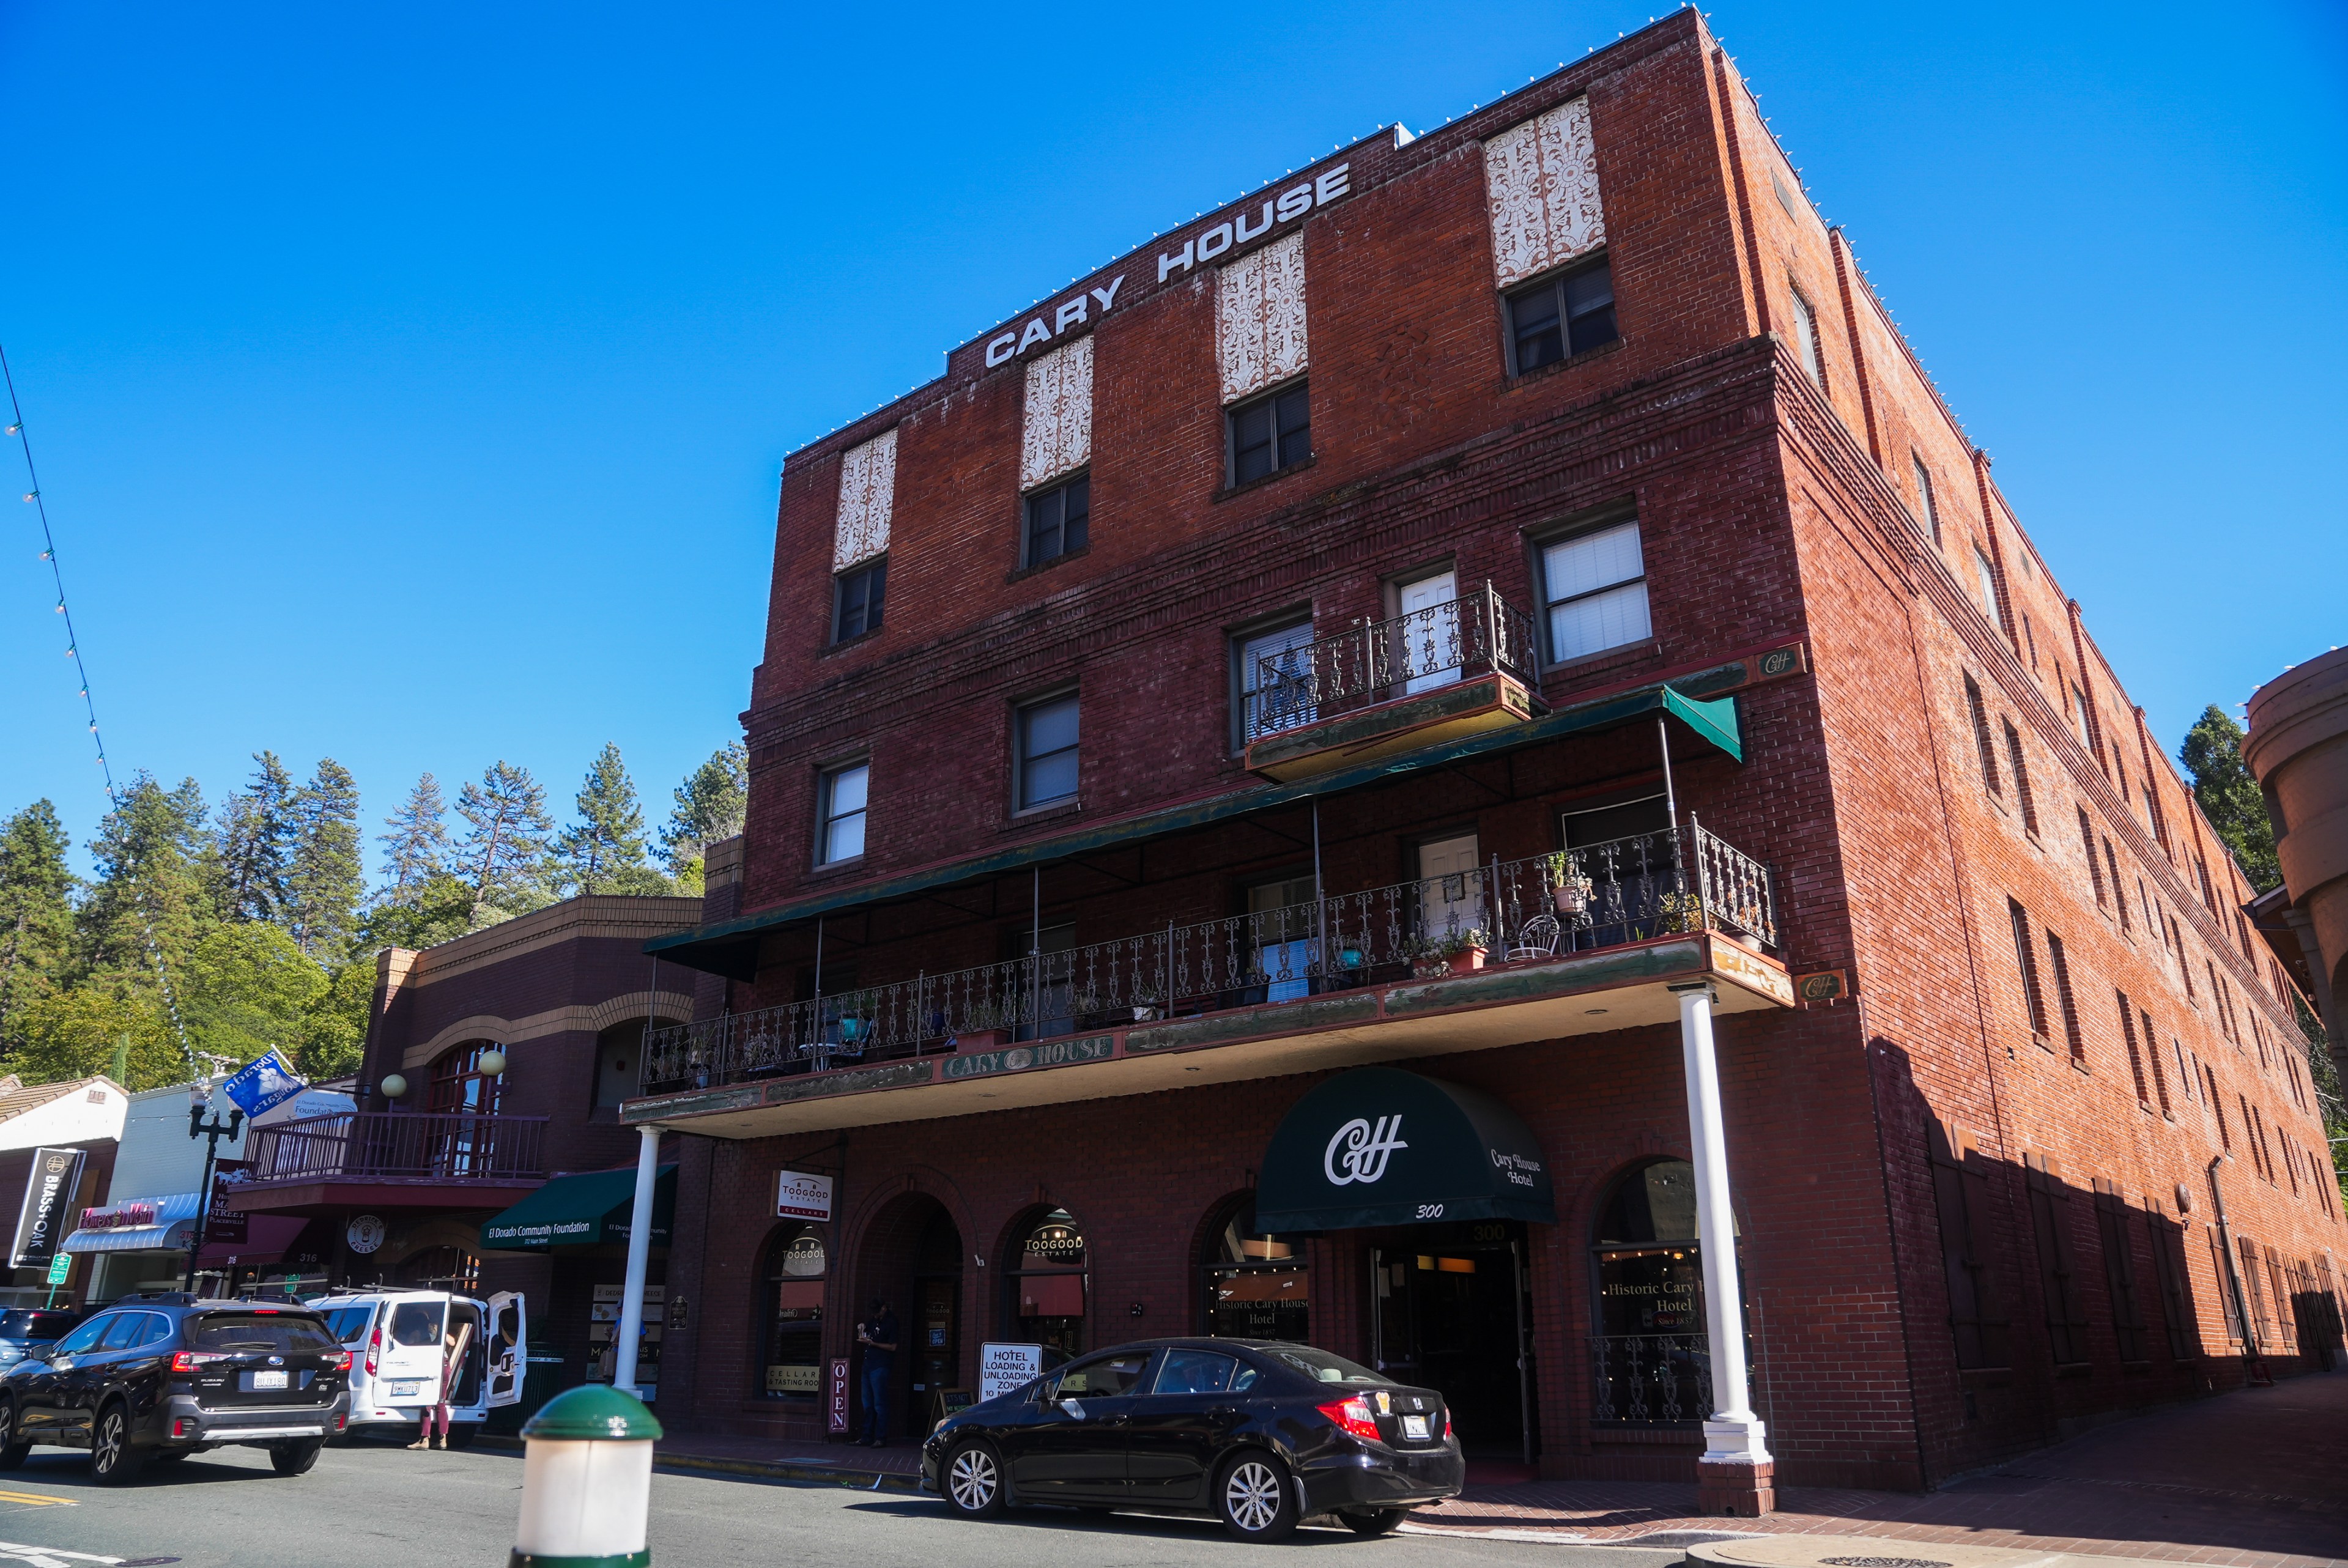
[480,1164,677,1251]
[1254,1068,1558,1232]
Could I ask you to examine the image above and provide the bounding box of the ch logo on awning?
[1324,1116,1408,1186]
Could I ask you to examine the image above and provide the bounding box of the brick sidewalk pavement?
[1407,1374,2348,1568]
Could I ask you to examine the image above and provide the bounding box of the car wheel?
[269,1438,324,1476]
[941,1440,1005,1519]
[1341,1507,1409,1536]
[1216,1451,1299,1542]
[0,1398,28,1471]
[90,1402,147,1486]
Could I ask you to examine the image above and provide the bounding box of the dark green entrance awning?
[1255,1069,1557,1232]
[480,1164,676,1251]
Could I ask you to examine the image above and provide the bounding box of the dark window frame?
[1502,252,1620,377]
[1224,379,1312,488]
[1532,508,1651,667]
[1022,472,1091,569]
[815,758,870,867]
[1230,612,1316,750]
[832,557,887,644]
[1013,689,1081,813]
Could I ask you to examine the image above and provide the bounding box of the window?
[1009,1208,1088,1359]
[2105,841,2130,932]
[1201,1200,1308,1343]
[1926,1124,2010,1370]
[2092,1186,2147,1364]
[2079,808,2106,906]
[832,557,887,643]
[1235,619,1316,742]
[817,762,868,865]
[2002,720,2039,835]
[56,1315,113,1355]
[2209,1070,2230,1148]
[2070,684,2095,749]
[2142,1008,2172,1115]
[1015,692,1080,810]
[2117,991,2149,1106]
[1152,1348,1246,1396]
[2009,900,2048,1038]
[762,1224,826,1399]
[2023,1153,2091,1366]
[1505,255,1619,373]
[1541,519,1651,662]
[1972,547,2002,628]
[2046,932,2083,1063]
[1788,287,1825,386]
[1963,675,2001,797]
[1023,473,1089,566]
[1227,381,1310,486]
[1591,1160,1716,1423]
[1911,456,1941,544]
[2146,1211,2196,1359]
[2022,613,2038,670]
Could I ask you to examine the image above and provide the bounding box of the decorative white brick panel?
[1019,336,1094,490]
[1216,232,1308,404]
[1483,97,1607,288]
[832,427,896,571]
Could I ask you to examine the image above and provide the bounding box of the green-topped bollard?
[510,1385,664,1568]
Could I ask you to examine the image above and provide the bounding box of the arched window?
[1590,1159,1719,1424]
[1199,1200,1308,1342]
[1007,1208,1086,1359]
[431,1041,505,1116]
[761,1224,828,1399]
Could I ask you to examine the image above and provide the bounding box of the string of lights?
[2,339,199,1076]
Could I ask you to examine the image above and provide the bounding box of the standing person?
[418,1316,471,1451]
[854,1297,897,1448]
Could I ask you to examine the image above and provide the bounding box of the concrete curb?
[473,1432,925,1493]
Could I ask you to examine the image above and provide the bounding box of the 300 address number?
[1415,1204,1445,1219]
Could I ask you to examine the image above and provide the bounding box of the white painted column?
[615,1124,662,1396]
[1672,982,1770,1463]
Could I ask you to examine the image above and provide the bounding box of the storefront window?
[1008,1208,1086,1358]
[1590,1159,1714,1424]
[763,1225,826,1399]
[1201,1202,1309,1342]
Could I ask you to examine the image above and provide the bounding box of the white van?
[305,1289,525,1443]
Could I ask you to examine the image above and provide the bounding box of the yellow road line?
[0,1490,73,1506]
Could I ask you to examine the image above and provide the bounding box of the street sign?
[45,1253,70,1285]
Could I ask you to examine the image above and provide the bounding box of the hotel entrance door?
[1370,1221,1535,1462]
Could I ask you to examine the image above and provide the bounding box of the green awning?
[480,1164,676,1251]
[1254,1068,1557,1232]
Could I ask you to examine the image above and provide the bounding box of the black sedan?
[921,1338,1461,1542]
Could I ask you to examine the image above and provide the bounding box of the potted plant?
[1544,851,1594,916]
[1405,937,1450,980]
[1439,928,1493,975]
[1654,890,1702,934]
[949,1004,1010,1052]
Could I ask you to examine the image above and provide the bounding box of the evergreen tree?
[78,773,215,986]
[2180,704,2279,892]
[455,761,555,925]
[377,773,451,898]
[660,742,748,889]
[356,871,477,952]
[0,802,78,1048]
[286,758,363,958]
[215,752,297,923]
[557,744,663,897]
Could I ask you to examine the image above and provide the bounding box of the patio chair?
[1508,914,1563,961]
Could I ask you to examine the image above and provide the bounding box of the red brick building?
[624,10,2347,1503]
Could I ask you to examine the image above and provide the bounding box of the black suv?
[0,1293,350,1484]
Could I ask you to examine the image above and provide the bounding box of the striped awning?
[61,1191,201,1255]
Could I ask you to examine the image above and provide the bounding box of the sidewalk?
[618,1375,2348,1566]
[1407,1374,2348,1568]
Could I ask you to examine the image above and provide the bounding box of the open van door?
[376,1293,451,1408]
[486,1291,526,1408]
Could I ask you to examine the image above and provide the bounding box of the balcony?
[1242,583,1545,781]
[624,822,1791,1139]
[223,1111,551,1216]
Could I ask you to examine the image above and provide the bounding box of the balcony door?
[1417,833,1482,947]
[1397,569,1460,695]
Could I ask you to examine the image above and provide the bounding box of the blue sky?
[3,1,2343,879]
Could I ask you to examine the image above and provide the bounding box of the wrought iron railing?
[638,819,1776,1095]
[1248,582,1540,740]
[1590,1333,1714,1423]
[235,1111,549,1184]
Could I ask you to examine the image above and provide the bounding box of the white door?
[1417,834,1483,945]
[374,1293,450,1407]
[486,1291,527,1408]
[1398,571,1460,694]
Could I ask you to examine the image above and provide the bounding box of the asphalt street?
[0,1441,1684,1568]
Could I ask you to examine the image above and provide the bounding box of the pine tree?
[558,744,659,897]
[79,773,215,985]
[455,762,555,925]
[377,774,451,898]
[660,742,748,882]
[216,752,297,923]
[287,758,363,959]
[2180,705,2279,892]
[0,802,78,1048]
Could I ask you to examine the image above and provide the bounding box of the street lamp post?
[182,1082,245,1295]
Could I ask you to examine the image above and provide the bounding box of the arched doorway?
[1004,1206,1087,1359]
[851,1193,963,1443]
[1198,1196,1309,1342]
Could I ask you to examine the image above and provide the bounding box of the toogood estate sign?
[775,1169,834,1222]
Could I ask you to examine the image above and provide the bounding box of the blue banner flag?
[220,1048,308,1119]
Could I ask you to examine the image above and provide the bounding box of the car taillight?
[1445,1410,1456,1439]
[1317,1396,1383,1443]
[365,1327,380,1378]
[170,1351,225,1373]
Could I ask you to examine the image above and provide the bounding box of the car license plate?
[388,1380,424,1397]
[252,1370,289,1391]
[1402,1415,1431,1440]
